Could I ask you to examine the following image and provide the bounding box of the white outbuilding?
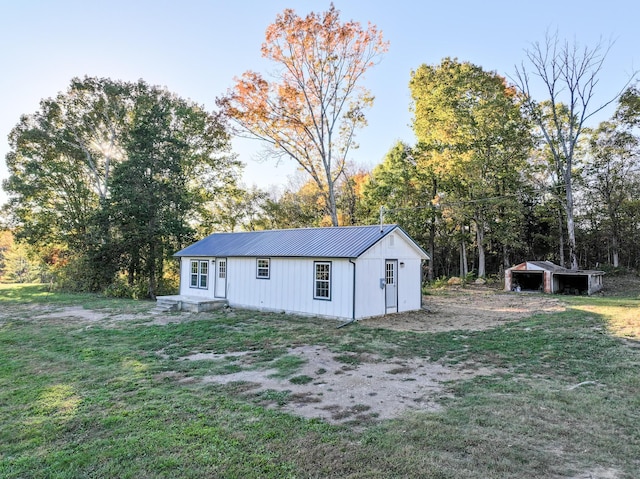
[161,224,429,321]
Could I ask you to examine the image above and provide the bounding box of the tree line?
[3,5,639,295]
[3,78,241,297]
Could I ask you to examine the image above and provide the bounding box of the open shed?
[505,261,604,295]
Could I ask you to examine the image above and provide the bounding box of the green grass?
[1,283,639,478]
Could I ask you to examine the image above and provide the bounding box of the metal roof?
[509,261,604,275]
[174,224,429,259]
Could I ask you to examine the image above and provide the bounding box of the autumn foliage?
[218,4,388,226]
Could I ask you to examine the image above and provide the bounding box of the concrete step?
[154,296,228,313]
[152,298,180,314]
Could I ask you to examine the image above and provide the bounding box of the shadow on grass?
[1,285,639,478]
[0,283,154,311]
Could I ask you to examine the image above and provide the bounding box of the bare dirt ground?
[360,285,567,333]
[192,345,499,424]
[176,287,566,424]
[7,287,634,478]
[11,287,572,424]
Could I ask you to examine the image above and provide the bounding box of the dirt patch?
[563,467,622,479]
[3,303,218,328]
[29,305,165,327]
[181,351,250,361]
[8,286,566,334]
[360,286,566,332]
[41,306,108,322]
[196,345,499,424]
[15,289,561,424]
[144,312,201,326]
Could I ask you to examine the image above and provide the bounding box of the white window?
[385,261,395,286]
[314,261,331,300]
[199,261,208,288]
[190,260,198,287]
[190,260,209,289]
[256,258,270,279]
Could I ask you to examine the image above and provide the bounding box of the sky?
[1,0,638,205]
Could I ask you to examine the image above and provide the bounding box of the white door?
[214,258,227,298]
[385,260,398,313]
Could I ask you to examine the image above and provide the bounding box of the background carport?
[505,261,604,295]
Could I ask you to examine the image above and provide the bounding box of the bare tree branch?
[511,31,636,269]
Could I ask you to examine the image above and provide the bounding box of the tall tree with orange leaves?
[218,4,387,226]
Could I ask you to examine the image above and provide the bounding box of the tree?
[361,141,440,279]
[255,176,328,229]
[583,121,639,267]
[2,240,42,283]
[513,32,630,269]
[4,77,131,253]
[205,186,270,233]
[106,85,238,298]
[616,85,640,127]
[335,165,371,226]
[0,230,14,279]
[528,102,582,267]
[4,77,240,294]
[218,4,387,226]
[410,58,532,278]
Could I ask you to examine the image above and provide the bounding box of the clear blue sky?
[1,0,638,204]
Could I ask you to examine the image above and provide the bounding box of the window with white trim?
[190,260,209,289]
[200,261,208,287]
[385,262,395,286]
[314,261,331,300]
[256,258,270,279]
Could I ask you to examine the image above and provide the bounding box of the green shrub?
[156,275,179,296]
[597,264,634,276]
[103,277,148,300]
[103,277,135,298]
[427,276,449,289]
[103,272,178,299]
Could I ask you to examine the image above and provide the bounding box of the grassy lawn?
[1,284,639,478]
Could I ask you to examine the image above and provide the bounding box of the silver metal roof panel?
[174,224,428,259]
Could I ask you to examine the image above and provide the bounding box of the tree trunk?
[557,207,565,268]
[427,219,435,281]
[476,222,486,278]
[459,238,468,278]
[564,174,579,270]
[609,206,620,268]
[427,177,438,281]
[326,176,339,226]
[611,234,619,268]
[502,243,510,270]
[148,242,157,300]
[128,262,135,286]
[147,214,157,299]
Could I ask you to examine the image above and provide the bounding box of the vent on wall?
[389,235,395,247]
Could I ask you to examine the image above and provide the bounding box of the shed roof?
[508,261,604,275]
[174,224,429,259]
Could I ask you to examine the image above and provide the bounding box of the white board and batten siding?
[180,256,354,319]
[355,230,423,319]
[229,257,354,319]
